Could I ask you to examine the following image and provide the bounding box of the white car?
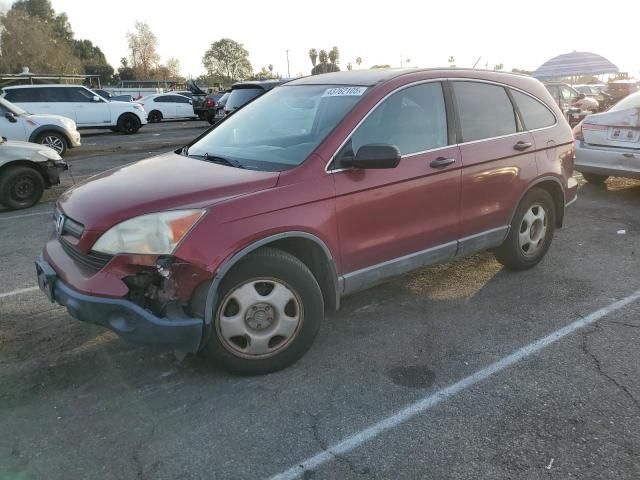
[2,84,147,134]
[0,96,80,156]
[574,91,640,183]
[139,93,198,123]
[0,137,66,210]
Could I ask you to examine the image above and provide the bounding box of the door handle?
[513,141,533,151]
[430,157,457,169]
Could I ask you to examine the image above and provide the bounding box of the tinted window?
[510,90,556,130]
[154,96,172,103]
[453,82,517,142]
[67,87,94,102]
[173,95,190,103]
[39,88,70,102]
[4,88,39,102]
[226,88,263,111]
[350,82,448,156]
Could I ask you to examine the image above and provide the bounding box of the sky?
[21,0,640,79]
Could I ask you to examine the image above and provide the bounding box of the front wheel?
[117,114,141,134]
[0,166,45,210]
[494,188,556,271]
[36,131,67,156]
[205,248,324,375]
[582,172,608,184]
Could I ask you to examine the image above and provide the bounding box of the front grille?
[60,238,113,272]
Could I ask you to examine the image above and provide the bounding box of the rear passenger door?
[174,95,194,118]
[333,81,461,292]
[452,81,537,254]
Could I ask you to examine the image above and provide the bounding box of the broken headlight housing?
[92,210,205,255]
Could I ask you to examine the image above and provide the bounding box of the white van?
[2,85,147,134]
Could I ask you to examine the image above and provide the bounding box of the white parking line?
[0,211,52,221]
[269,289,640,480]
[0,286,39,299]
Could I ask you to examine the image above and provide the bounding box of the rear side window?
[453,82,517,142]
[4,88,38,102]
[173,95,190,103]
[67,87,94,102]
[154,96,170,102]
[510,90,556,130]
[39,88,70,102]
[226,88,263,111]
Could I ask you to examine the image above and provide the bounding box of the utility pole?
[286,50,290,78]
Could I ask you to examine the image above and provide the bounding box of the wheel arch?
[202,232,340,330]
[0,159,48,183]
[512,176,566,228]
[28,126,71,146]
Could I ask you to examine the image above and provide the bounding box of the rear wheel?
[36,131,67,156]
[117,113,141,134]
[148,110,162,123]
[494,188,556,270]
[582,172,608,184]
[205,248,324,375]
[0,166,45,210]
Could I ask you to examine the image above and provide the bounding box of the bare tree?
[126,21,160,79]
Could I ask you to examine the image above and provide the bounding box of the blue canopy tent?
[532,51,618,80]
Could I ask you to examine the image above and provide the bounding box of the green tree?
[328,46,339,65]
[117,57,136,81]
[0,9,81,74]
[127,21,160,79]
[355,56,362,68]
[308,49,317,67]
[202,38,253,82]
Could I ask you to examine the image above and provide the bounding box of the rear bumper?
[35,255,203,353]
[575,142,640,179]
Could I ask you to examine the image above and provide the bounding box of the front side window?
[349,82,448,156]
[510,90,556,130]
[187,85,367,171]
[67,87,95,102]
[453,82,517,142]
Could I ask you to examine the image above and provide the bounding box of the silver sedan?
[574,91,640,183]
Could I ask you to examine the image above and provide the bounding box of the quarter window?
[67,87,94,102]
[349,82,448,156]
[453,82,517,142]
[510,90,556,130]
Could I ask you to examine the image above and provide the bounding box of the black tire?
[35,131,67,156]
[0,166,45,210]
[109,127,120,133]
[148,110,162,123]
[494,188,556,271]
[582,172,608,184]
[205,247,324,375]
[117,113,141,134]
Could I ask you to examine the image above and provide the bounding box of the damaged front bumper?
[36,255,203,353]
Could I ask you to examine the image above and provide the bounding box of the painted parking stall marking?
[0,286,39,299]
[268,289,640,480]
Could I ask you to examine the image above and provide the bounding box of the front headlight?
[92,210,205,255]
[60,118,76,131]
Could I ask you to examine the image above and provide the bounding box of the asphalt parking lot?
[1,121,639,480]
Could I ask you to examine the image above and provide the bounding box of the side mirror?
[4,111,17,123]
[343,144,401,169]
[188,99,193,104]
[92,95,101,102]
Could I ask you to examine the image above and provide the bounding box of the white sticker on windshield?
[322,87,367,97]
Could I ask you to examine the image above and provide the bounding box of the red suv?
[36,69,577,374]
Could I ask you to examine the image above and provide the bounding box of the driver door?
[0,105,27,141]
[332,81,461,293]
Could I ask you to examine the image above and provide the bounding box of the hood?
[25,113,75,128]
[0,139,61,162]
[57,151,280,231]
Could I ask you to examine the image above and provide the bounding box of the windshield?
[609,92,640,112]
[187,85,368,171]
[0,96,27,116]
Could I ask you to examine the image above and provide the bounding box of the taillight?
[206,98,215,107]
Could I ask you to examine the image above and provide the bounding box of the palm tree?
[328,46,339,65]
[268,64,274,74]
[347,62,353,71]
[309,49,318,67]
[319,50,328,65]
[355,56,362,69]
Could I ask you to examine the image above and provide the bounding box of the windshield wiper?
[187,152,245,169]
